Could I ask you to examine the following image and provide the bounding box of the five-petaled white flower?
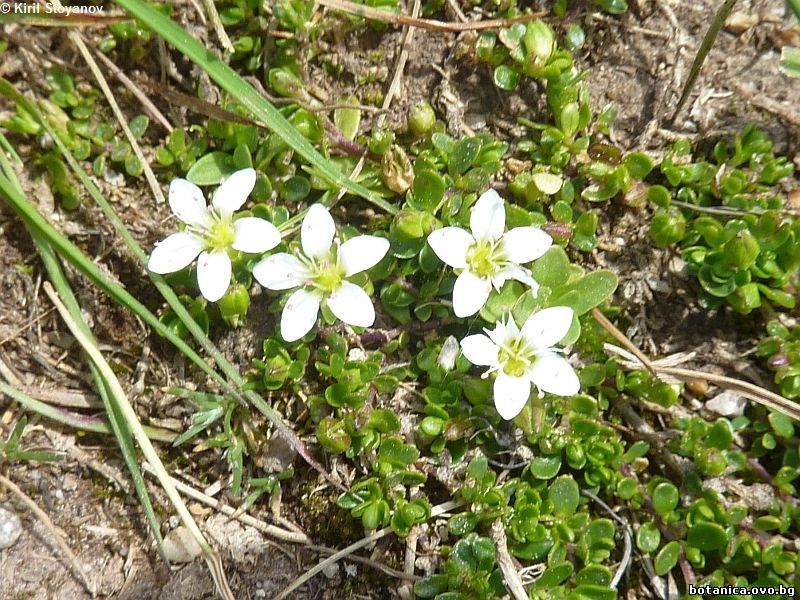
[427,189,553,318]
[148,168,280,303]
[460,306,580,420]
[252,204,390,342]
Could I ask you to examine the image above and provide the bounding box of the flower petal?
[452,271,492,318]
[327,281,375,327]
[148,231,203,274]
[427,227,473,269]
[281,288,321,342]
[231,217,281,253]
[470,189,505,242]
[528,351,580,397]
[301,204,335,260]
[501,227,552,264]
[169,179,211,227]
[493,371,531,420]
[211,168,256,216]
[491,265,534,290]
[197,250,232,302]
[339,235,390,276]
[486,318,513,348]
[460,334,498,367]
[252,253,310,290]
[520,306,574,349]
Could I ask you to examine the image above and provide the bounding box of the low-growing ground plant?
[0,1,798,599]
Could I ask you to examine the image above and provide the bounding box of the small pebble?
[322,562,339,579]
[0,506,23,549]
[706,390,747,417]
[162,526,202,563]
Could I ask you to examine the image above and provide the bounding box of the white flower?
[252,204,390,342]
[148,168,280,302]
[427,189,552,318]
[460,306,580,420]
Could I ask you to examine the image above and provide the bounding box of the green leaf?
[707,419,733,449]
[624,152,654,179]
[636,522,661,553]
[652,482,679,515]
[571,584,617,600]
[531,246,572,291]
[333,99,360,141]
[378,436,419,468]
[448,136,482,175]
[414,575,448,598]
[186,151,235,186]
[129,114,149,139]
[549,475,580,516]
[412,170,445,213]
[279,175,311,202]
[549,270,618,315]
[530,454,562,479]
[687,523,728,552]
[768,411,795,439]
[575,565,612,587]
[479,281,526,323]
[649,207,686,248]
[753,515,782,532]
[536,562,574,588]
[493,65,520,91]
[654,540,681,576]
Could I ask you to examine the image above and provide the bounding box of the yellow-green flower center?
[315,262,345,293]
[467,239,503,278]
[206,220,235,253]
[498,337,533,378]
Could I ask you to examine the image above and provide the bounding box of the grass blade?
[670,0,738,123]
[0,380,174,441]
[0,136,169,548]
[0,78,342,490]
[112,0,397,215]
[42,281,235,600]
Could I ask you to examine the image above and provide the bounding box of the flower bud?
[524,20,555,66]
[267,68,309,101]
[368,128,394,155]
[768,353,789,369]
[382,145,414,194]
[392,209,437,240]
[723,229,760,270]
[649,207,686,248]
[217,283,250,327]
[408,100,436,135]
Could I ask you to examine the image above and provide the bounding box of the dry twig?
[604,344,800,422]
[141,461,309,544]
[92,50,174,133]
[591,308,656,375]
[491,518,528,600]
[201,0,234,53]
[54,13,166,204]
